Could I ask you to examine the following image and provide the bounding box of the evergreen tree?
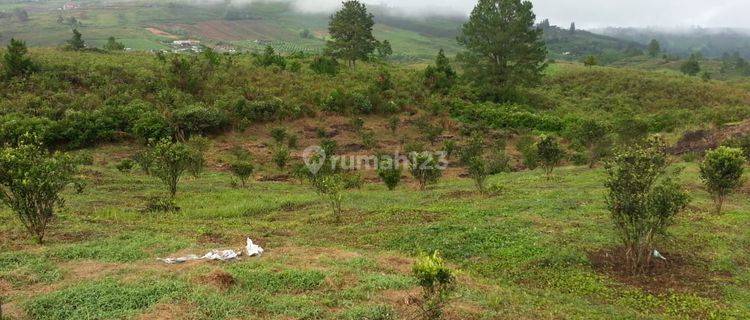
[583,55,598,67]
[326,0,378,67]
[67,28,85,50]
[648,39,661,57]
[375,40,392,59]
[3,38,36,79]
[457,0,547,100]
[680,53,701,76]
[424,49,456,93]
[103,36,125,51]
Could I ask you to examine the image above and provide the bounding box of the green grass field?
[1,142,748,319]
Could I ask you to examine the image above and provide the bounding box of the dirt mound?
[588,247,731,297]
[671,120,750,155]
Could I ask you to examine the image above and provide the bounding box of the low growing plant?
[699,146,745,214]
[413,251,455,320]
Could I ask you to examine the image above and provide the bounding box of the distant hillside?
[593,27,750,59]
[0,0,660,64]
[540,22,645,63]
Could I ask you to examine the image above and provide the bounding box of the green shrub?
[273,146,290,170]
[604,139,690,273]
[230,160,254,187]
[255,46,287,69]
[310,56,339,76]
[186,136,210,178]
[457,103,564,132]
[699,147,745,214]
[377,156,402,191]
[387,116,400,133]
[235,98,291,123]
[566,119,611,168]
[141,195,180,213]
[172,104,228,137]
[311,173,345,222]
[409,152,443,191]
[517,135,539,170]
[324,90,373,114]
[360,130,376,149]
[413,251,454,320]
[270,127,288,144]
[116,159,134,173]
[342,172,364,190]
[145,139,198,197]
[133,113,173,142]
[0,136,79,243]
[723,134,750,160]
[287,134,299,149]
[537,135,564,177]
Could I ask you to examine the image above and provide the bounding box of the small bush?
[172,104,228,137]
[517,135,539,170]
[0,136,79,243]
[272,146,290,170]
[235,98,290,123]
[141,195,180,213]
[409,152,443,191]
[133,113,173,142]
[310,56,339,76]
[413,251,454,320]
[387,116,399,133]
[536,135,564,177]
[116,159,134,173]
[287,134,299,149]
[270,127,288,144]
[605,139,690,273]
[311,174,345,222]
[145,139,198,197]
[342,172,364,190]
[699,146,745,214]
[377,157,402,191]
[360,130,376,150]
[230,160,254,187]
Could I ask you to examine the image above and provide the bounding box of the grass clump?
[24,278,185,320]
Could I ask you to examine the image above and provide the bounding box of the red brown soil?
[588,247,732,297]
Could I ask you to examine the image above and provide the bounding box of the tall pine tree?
[3,38,36,79]
[67,28,85,50]
[648,39,661,57]
[457,0,547,101]
[326,0,377,67]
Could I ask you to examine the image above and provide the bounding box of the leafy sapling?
[699,146,745,214]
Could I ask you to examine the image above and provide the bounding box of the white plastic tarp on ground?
[158,238,263,264]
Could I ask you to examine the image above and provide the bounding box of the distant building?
[172,40,200,47]
[62,2,79,10]
[214,44,237,54]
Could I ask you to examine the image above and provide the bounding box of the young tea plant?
[409,152,443,191]
[605,139,690,273]
[146,139,200,198]
[699,146,745,214]
[377,156,402,191]
[0,136,80,243]
[413,251,455,320]
[537,135,564,178]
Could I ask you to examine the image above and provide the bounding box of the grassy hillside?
[1,140,748,319]
[1,46,750,319]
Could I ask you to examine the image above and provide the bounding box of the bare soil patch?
[588,247,732,297]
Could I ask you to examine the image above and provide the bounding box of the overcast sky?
[293,0,750,29]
